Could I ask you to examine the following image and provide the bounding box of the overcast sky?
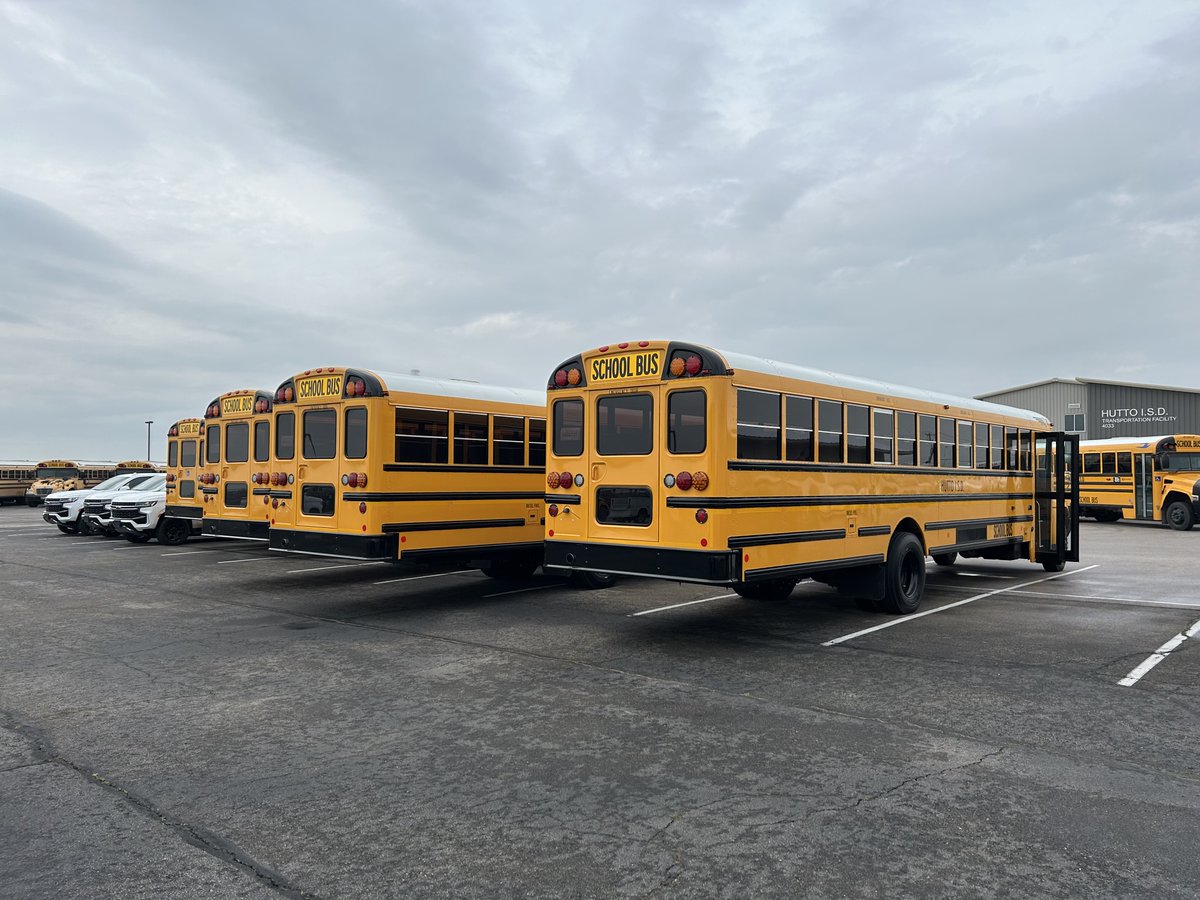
[1,1,1197,461]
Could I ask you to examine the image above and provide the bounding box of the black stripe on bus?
[925,515,1034,532]
[252,488,272,495]
[382,464,542,474]
[856,525,892,537]
[746,554,885,581]
[729,528,846,549]
[346,492,545,502]
[729,461,1032,478]
[546,494,581,505]
[381,518,528,533]
[269,490,292,499]
[667,492,1029,510]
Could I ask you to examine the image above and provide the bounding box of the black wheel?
[1041,558,1065,573]
[25,498,39,507]
[931,551,957,567]
[481,558,540,580]
[1164,500,1195,532]
[156,518,190,546]
[732,578,798,601]
[880,532,926,614]
[124,532,153,544]
[570,571,616,590]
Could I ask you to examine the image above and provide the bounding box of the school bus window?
[1116,452,1132,475]
[844,404,868,464]
[668,390,707,455]
[225,482,248,509]
[896,411,917,466]
[179,481,195,499]
[1159,452,1200,471]
[395,408,448,464]
[454,413,488,465]
[736,389,780,461]
[276,412,295,460]
[955,420,972,468]
[168,441,178,468]
[873,409,894,464]
[494,416,525,466]
[918,414,936,466]
[344,408,367,460]
[990,425,1004,470]
[301,484,335,516]
[199,440,205,464]
[1019,430,1032,470]
[818,400,844,463]
[553,400,583,457]
[254,421,270,463]
[973,422,987,469]
[529,419,547,468]
[1083,452,1101,474]
[938,417,955,467]
[225,423,250,463]
[303,409,337,460]
[598,394,654,456]
[785,395,813,462]
[1101,452,1115,475]
[1005,427,1018,470]
[207,427,221,464]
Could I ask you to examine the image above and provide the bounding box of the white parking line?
[822,565,1100,647]
[1,531,55,538]
[631,593,739,617]
[1008,589,1200,610]
[162,549,225,557]
[1118,618,1200,687]
[483,584,557,598]
[110,545,144,551]
[373,571,473,586]
[949,571,1015,579]
[287,561,387,574]
[216,557,277,565]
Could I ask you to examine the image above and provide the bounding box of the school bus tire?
[1163,498,1195,531]
[732,578,798,601]
[881,532,925,614]
[1041,558,1065,573]
[157,519,191,546]
[570,571,616,590]
[931,551,958,567]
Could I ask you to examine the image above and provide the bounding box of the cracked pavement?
[1,507,1198,897]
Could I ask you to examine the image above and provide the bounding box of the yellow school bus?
[163,418,206,543]
[1079,435,1200,530]
[25,460,117,505]
[544,341,1079,612]
[267,366,547,575]
[198,390,275,540]
[0,462,37,505]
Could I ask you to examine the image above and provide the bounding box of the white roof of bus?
[1079,435,1185,449]
[717,349,1050,425]
[365,370,544,408]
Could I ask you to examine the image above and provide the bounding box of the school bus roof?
[1081,435,1200,450]
[281,368,543,409]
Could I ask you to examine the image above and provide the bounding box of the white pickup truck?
[79,474,167,536]
[111,485,201,545]
[42,472,160,535]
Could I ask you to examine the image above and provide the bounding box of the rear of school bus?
[199,390,275,540]
[543,341,1078,609]
[164,418,205,542]
[268,367,546,573]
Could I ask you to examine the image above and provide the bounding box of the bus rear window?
[598,394,653,456]
[303,410,337,460]
[276,412,295,460]
[225,423,249,463]
[168,441,178,468]
[345,408,367,460]
[668,390,706,455]
[553,400,583,457]
[395,408,448,464]
[207,426,221,464]
[254,421,271,462]
[181,440,196,468]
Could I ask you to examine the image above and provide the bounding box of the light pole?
[145,420,153,461]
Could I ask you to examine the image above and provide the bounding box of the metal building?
[975,378,1200,440]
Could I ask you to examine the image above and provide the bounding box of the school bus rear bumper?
[544,540,739,584]
[269,527,397,561]
[202,518,270,541]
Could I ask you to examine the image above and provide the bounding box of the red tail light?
[548,504,559,517]
[554,370,568,387]
[685,355,701,376]
[695,509,708,524]
[618,342,628,349]
[347,472,359,488]
[676,471,693,490]
[276,388,285,401]
[558,471,573,489]
[359,502,367,514]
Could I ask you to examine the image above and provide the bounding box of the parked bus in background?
[543,340,1079,613]
[25,460,125,505]
[0,462,37,505]
[162,418,206,544]
[1078,435,1200,530]
[198,391,275,541]
[267,366,547,577]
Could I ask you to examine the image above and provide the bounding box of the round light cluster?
[254,399,271,413]
[344,377,368,397]
[199,473,220,485]
[552,367,583,388]
[663,470,708,491]
[274,386,295,402]
[669,355,703,377]
[340,472,369,488]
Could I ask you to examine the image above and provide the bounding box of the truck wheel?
[732,578,798,600]
[1164,499,1195,531]
[157,519,190,546]
[570,571,616,590]
[931,551,957,567]
[880,532,925,614]
[124,533,153,543]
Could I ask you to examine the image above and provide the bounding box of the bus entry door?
[587,388,662,544]
[1034,433,1080,568]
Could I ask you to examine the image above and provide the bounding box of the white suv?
[43,473,160,535]
[111,486,200,545]
[80,475,167,536]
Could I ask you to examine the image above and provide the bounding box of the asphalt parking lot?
[1,505,1198,899]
